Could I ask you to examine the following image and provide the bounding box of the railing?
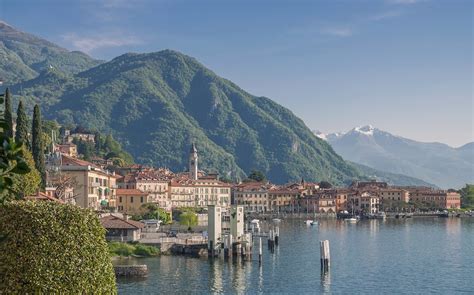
[91,182,100,187]
[140,236,207,245]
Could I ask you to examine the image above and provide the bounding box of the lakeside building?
[116,189,149,214]
[60,155,120,210]
[118,168,173,210]
[408,189,461,209]
[100,214,144,242]
[233,182,272,213]
[233,180,318,213]
[117,144,231,211]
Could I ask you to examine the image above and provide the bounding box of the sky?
[1,0,472,147]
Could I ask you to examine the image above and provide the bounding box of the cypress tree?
[15,100,30,149]
[32,104,46,188]
[4,88,14,138]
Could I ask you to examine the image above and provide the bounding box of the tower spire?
[189,143,198,180]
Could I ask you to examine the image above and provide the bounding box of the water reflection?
[209,259,223,293]
[320,270,331,294]
[117,218,474,294]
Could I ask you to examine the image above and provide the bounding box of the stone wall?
[114,265,148,277]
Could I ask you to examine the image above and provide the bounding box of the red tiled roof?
[100,215,144,229]
[61,154,99,168]
[25,192,63,203]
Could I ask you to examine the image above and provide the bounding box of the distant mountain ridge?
[1,22,446,187]
[317,125,474,189]
[3,43,362,184]
[0,20,101,84]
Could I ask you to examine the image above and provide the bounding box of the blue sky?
[1,0,472,146]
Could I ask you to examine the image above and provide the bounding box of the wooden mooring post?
[208,240,215,258]
[267,229,275,253]
[320,240,330,272]
[223,236,229,259]
[258,237,263,265]
[274,226,280,246]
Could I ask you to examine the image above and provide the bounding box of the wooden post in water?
[267,229,275,253]
[208,240,214,258]
[223,235,229,259]
[229,234,233,259]
[247,233,253,261]
[320,240,330,272]
[258,237,263,265]
[274,226,279,246]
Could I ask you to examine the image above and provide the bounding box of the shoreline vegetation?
[108,242,160,258]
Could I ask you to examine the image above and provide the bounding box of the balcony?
[91,182,100,187]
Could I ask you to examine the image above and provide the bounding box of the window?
[141,196,144,203]
[131,197,134,203]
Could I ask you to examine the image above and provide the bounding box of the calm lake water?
[117,218,473,294]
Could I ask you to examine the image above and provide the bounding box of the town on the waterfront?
[40,129,463,217]
[0,1,473,293]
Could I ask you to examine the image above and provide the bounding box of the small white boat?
[304,220,318,226]
[345,217,358,223]
[272,218,282,223]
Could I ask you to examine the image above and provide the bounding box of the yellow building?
[118,168,173,210]
[233,182,271,213]
[116,189,149,214]
[61,155,119,210]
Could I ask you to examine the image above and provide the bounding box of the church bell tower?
[189,143,198,180]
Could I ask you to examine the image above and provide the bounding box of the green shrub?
[108,242,159,257]
[108,241,135,257]
[133,244,159,257]
[0,201,116,294]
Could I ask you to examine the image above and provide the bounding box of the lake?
[117,218,473,294]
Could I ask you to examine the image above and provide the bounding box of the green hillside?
[7,50,361,184]
[0,21,101,84]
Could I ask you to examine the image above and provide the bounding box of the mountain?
[2,24,451,187]
[4,48,364,184]
[0,21,101,84]
[318,125,474,189]
[351,162,436,188]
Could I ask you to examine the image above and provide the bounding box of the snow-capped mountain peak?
[313,130,343,141]
[353,125,375,136]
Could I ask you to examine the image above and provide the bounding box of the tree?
[0,93,31,203]
[32,104,46,188]
[459,184,474,209]
[3,88,13,139]
[319,181,333,189]
[10,147,41,199]
[75,139,95,160]
[137,204,171,224]
[246,169,266,182]
[15,101,29,149]
[94,132,102,153]
[179,211,198,230]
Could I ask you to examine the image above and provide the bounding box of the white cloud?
[370,10,402,21]
[320,27,353,37]
[62,32,143,53]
